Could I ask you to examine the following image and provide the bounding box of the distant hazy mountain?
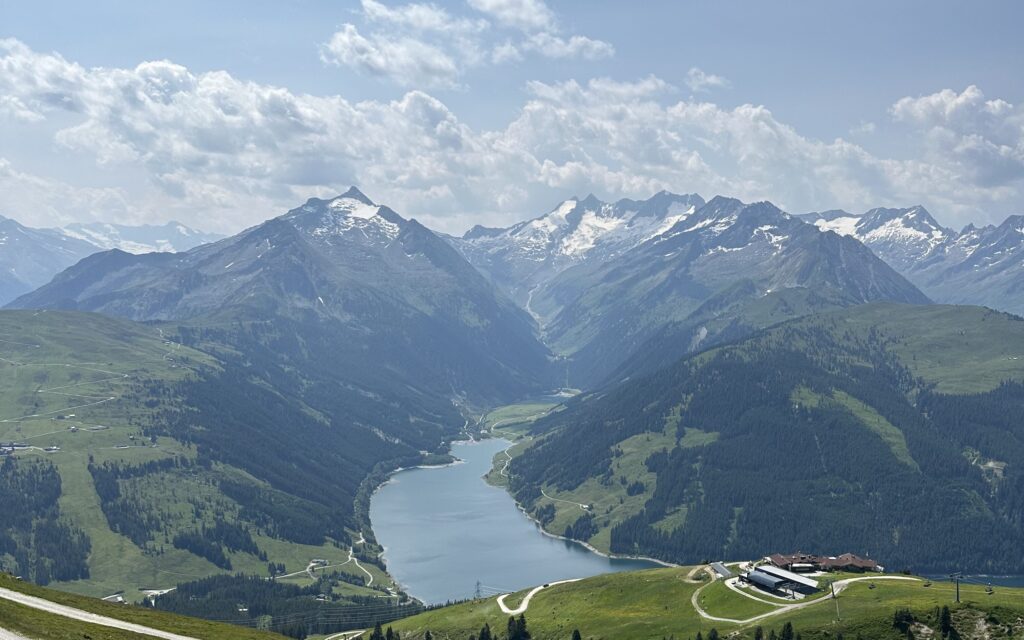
[0,214,100,304]
[0,214,222,306]
[800,207,1024,314]
[10,187,553,403]
[63,220,224,254]
[449,191,705,320]
[527,196,929,387]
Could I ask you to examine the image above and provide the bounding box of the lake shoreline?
[486,445,678,569]
[369,438,660,604]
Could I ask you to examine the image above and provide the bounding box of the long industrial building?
[756,564,820,593]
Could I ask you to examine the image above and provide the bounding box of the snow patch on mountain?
[63,221,223,254]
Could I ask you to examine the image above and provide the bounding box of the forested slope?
[0,310,442,605]
[507,303,1024,572]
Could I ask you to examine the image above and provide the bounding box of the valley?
[4,190,1024,640]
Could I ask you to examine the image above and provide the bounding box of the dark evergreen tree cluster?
[88,457,191,546]
[153,573,424,639]
[563,513,597,543]
[509,320,1024,572]
[0,457,90,584]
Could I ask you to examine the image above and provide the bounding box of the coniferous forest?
[511,315,1024,572]
[0,457,91,584]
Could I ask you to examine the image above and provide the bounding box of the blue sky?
[1,0,1022,233]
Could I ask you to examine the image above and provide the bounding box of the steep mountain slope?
[9,188,553,404]
[63,220,223,253]
[506,303,1024,573]
[0,215,221,307]
[801,207,1024,314]
[0,310,417,605]
[449,191,705,317]
[538,197,929,387]
[0,215,98,305]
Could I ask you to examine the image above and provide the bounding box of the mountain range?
[9,187,552,404]
[0,214,222,305]
[4,185,1024,605]
[455,193,928,387]
[801,206,1024,314]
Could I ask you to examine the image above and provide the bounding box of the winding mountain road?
[691,575,921,625]
[0,586,199,640]
[496,578,582,615]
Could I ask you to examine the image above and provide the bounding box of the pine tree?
[370,622,384,640]
[754,627,764,640]
[940,605,952,637]
[425,632,433,640]
[479,623,492,640]
[780,622,794,640]
[708,630,719,640]
[517,614,531,640]
[571,630,582,640]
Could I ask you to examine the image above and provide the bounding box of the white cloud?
[523,32,614,60]
[0,158,135,227]
[891,85,1024,189]
[685,67,730,93]
[320,24,461,88]
[1,39,1021,235]
[466,0,555,32]
[361,0,486,33]
[319,0,612,87]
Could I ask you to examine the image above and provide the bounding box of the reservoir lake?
[369,437,658,604]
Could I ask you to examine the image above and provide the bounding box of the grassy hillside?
[0,310,400,621]
[388,566,1024,640]
[0,572,284,639]
[503,303,1024,572]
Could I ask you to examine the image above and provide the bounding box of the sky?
[1,0,1023,235]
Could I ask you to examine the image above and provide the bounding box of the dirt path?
[350,548,374,587]
[0,628,31,640]
[496,578,581,615]
[324,630,366,640]
[0,586,199,640]
[540,488,588,512]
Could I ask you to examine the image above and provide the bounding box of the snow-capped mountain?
[799,207,1024,314]
[0,214,223,305]
[0,214,99,304]
[63,220,224,254]
[449,191,705,315]
[800,206,952,272]
[530,196,929,386]
[9,188,554,402]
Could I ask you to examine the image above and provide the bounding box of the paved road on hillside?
[0,586,199,640]
[691,575,921,624]
[496,578,582,615]
[0,628,31,640]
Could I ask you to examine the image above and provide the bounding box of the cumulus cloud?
[891,85,1024,189]
[685,67,730,93]
[320,24,462,88]
[466,0,555,32]
[319,0,613,87]
[1,39,1021,234]
[523,32,614,60]
[0,158,135,227]
[361,0,486,33]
